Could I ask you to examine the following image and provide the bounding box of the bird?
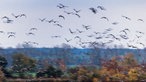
[112,22,119,25]
[120,30,128,35]
[0,31,4,34]
[8,35,15,38]
[23,41,30,45]
[26,32,35,36]
[89,7,97,14]
[87,35,94,37]
[51,36,61,38]
[101,17,109,21]
[127,43,138,49]
[137,42,145,47]
[64,11,74,15]
[124,28,130,32]
[120,35,129,39]
[95,36,102,39]
[69,28,76,34]
[122,15,131,20]
[39,18,46,22]
[76,29,84,33]
[20,14,26,18]
[105,28,113,31]
[82,25,91,30]
[32,42,39,45]
[58,15,65,20]
[74,36,81,41]
[94,32,100,34]
[30,28,37,31]
[2,16,9,19]
[135,35,142,38]
[2,16,13,23]
[57,3,68,9]
[7,32,16,35]
[97,6,106,10]
[4,19,13,23]
[74,36,80,39]
[54,24,63,28]
[137,19,144,22]
[46,19,58,23]
[120,28,130,35]
[108,34,120,41]
[73,9,81,13]
[72,13,80,18]
[11,13,20,18]
[64,38,72,42]
[136,31,144,34]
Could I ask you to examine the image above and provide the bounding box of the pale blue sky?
[0,0,146,48]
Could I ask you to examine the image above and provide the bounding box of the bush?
[36,65,63,78]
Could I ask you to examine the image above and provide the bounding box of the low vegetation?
[0,52,146,82]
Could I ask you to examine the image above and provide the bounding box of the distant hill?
[0,48,145,67]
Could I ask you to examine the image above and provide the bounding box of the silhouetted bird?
[105,28,113,31]
[30,28,37,31]
[108,34,120,41]
[76,29,84,33]
[47,19,58,23]
[64,38,72,42]
[120,30,128,35]
[122,16,131,20]
[112,22,119,25]
[33,42,39,45]
[51,36,61,38]
[11,13,20,18]
[2,16,13,23]
[136,31,144,34]
[120,35,129,39]
[59,15,65,20]
[0,31,4,34]
[97,6,106,10]
[82,25,91,30]
[74,36,80,39]
[137,19,144,22]
[95,36,102,39]
[94,32,100,34]
[26,32,35,36]
[69,28,76,34]
[137,42,145,47]
[54,24,63,28]
[39,18,46,22]
[73,9,81,13]
[73,13,80,18]
[101,17,109,21]
[89,7,97,14]
[8,35,15,38]
[20,14,26,18]
[2,16,9,19]
[64,11,73,15]
[57,3,68,9]
[87,35,94,37]
[7,32,16,35]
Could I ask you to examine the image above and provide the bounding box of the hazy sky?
[0,0,146,48]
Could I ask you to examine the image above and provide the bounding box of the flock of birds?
[0,3,145,49]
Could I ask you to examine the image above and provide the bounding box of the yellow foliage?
[128,68,139,81]
[77,67,88,75]
[92,77,99,82]
[112,72,126,81]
